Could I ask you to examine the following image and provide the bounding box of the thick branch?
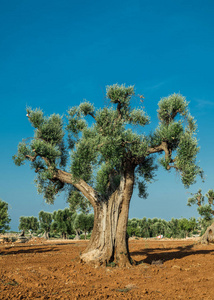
[54,169,98,208]
[24,146,98,207]
[148,141,168,155]
[166,164,178,171]
[26,154,38,162]
[148,141,174,161]
[148,141,177,170]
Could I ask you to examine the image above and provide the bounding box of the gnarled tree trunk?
[43,231,49,239]
[55,162,135,266]
[80,165,135,267]
[201,222,214,244]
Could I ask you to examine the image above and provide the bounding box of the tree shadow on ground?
[130,244,214,265]
[0,246,61,256]
[0,241,81,256]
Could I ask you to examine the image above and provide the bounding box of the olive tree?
[188,189,214,242]
[74,213,94,239]
[19,216,39,236]
[13,84,202,266]
[0,199,11,233]
[52,208,73,239]
[188,189,214,222]
[39,211,52,239]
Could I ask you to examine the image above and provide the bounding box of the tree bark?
[62,232,67,239]
[74,229,80,240]
[201,222,214,244]
[43,231,49,239]
[80,164,135,267]
[20,230,25,237]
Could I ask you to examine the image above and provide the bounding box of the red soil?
[0,238,214,299]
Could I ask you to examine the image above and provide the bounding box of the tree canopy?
[51,208,73,239]
[13,84,203,266]
[74,213,94,239]
[13,84,202,206]
[19,216,39,234]
[38,211,52,239]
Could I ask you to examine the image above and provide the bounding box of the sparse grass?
[116,287,131,293]
[116,284,137,293]
[106,261,117,267]
[1,280,19,286]
[7,281,19,286]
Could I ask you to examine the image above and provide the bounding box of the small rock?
[172,265,181,270]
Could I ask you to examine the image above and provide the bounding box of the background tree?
[19,216,30,235]
[188,189,214,234]
[74,213,94,239]
[150,219,168,237]
[38,211,52,239]
[139,217,150,238]
[166,218,180,238]
[127,218,141,237]
[30,216,39,234]
[67,190,91,214]
[177,217,196,238]
[19,216,39,235]
[13,84,202,266]
[51,208,73,239]
[0,199,11,233]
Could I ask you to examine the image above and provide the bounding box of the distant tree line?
[127,217,202,238]
[18,211,212,240]
[18,209,94,240]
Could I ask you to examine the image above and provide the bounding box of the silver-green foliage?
[39,211,52,233]
[127,216,197,238]
[13,108,68,204]
[19,216,39,233]
[51,208,73,237]
[153,94,202,186]
[74,213,94,234]
[67,189,91,213]
[13,84,202,206]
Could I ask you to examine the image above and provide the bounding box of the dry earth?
[0,237,214,299]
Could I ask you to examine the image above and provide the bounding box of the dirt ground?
[0,237,214,300]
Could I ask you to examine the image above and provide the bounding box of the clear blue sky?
[0,0,214,231]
